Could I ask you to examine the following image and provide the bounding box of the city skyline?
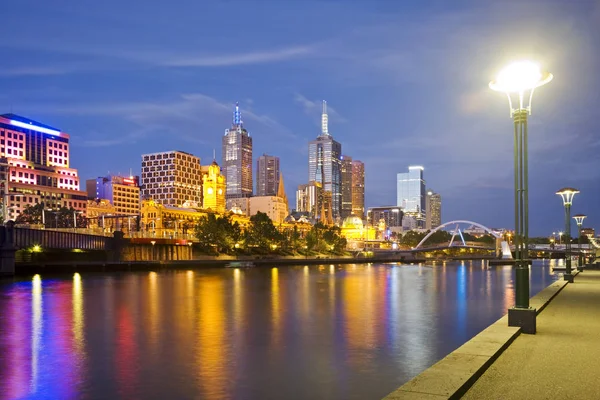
[1,1,599,235]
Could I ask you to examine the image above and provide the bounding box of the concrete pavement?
[462,270,600,399]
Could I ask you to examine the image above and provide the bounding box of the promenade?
[384,267,600,399]
[463,269,600,399]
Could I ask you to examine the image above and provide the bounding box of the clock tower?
[202,160,226,213]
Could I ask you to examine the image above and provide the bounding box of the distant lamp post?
[556,188,579,282]
[558,231,563,245]
[573,214,587,271]
[490,60,553,334]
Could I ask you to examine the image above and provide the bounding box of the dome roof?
[341,215,363,229]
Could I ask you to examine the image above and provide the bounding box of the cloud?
[293,93,347,124]
[164,46,311,67]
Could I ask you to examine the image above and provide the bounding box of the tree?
[195,213,241,254]
[245,212,281,253]
[15,203,44,225]
[399,230,428,248]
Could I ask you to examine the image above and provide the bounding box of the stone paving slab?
[383,274,572,400]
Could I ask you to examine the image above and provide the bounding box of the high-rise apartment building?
[140,151,202,207]
[222,103,253,201]
[256,154,279,196]
[368,206,404,228]
[397,166,426,228]
[86,175,140,215]
[426,190,442,230]
[308,101,342,219]
[351,159,365,218]
[0,114,87,221]
[341,155,353,218]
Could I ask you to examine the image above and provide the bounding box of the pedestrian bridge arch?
[414,220,501,250]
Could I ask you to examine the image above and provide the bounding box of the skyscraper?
[341,155,353,218]
[351,160,365,218]
[426,190,442,230]
[296,181,322,218]
[308,101,342,219]
[222,103,253,201]
[397,166,426,227]
[256,154,280,196]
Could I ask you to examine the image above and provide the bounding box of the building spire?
[213,149,216,161]
[233,102,242,127]
[321,100,328,136]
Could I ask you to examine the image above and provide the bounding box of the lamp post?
[573,213,586,272]
[490,60,553,334]
[558,231,563,245]
[2,193,24,223]
[556,188,579,281]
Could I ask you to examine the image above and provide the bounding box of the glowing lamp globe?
[556,187,580,206]
[489,61,553,93]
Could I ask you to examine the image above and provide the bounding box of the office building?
[256,154,280,196]
[86,175,140,215]
[140,150,202,207]
[425,190,442,230]
[0,113,87,221]
[397,165,426,227]
[351,160,365,218]
[222,103,253,200]
[296,181,322,218]
[308,101,342,218]
[202,160,226,213]
[368,206,404,229]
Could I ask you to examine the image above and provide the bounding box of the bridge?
[413,220,504,256]
[0,223,195,276]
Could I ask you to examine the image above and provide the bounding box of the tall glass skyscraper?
[308,101,342,219]
[256,154,280,196]
[222,103,253,200]
[397,166,426,214]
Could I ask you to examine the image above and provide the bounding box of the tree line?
[195,212,347,255]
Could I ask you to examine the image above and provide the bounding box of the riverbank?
[11,255,421,276]
[383,268,582,399]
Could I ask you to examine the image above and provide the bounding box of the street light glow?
[489,61,553,93]
[556,187,579,206]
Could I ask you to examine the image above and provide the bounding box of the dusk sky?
[1,0,599,235]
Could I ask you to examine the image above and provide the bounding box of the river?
[0,260,561,399]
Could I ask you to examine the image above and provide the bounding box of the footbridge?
[413,220,508,258]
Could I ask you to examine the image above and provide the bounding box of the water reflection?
[0,261,558,400]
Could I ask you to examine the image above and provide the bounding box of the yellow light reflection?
[233,269,242,334]
[31,275,42,393]
[148,272,158,346]
[72,273,85,358]
[196,277,226,396]
[271,268,281,346]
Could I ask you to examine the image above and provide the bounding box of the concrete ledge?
[382,276,573,399]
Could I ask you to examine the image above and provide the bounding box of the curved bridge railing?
[414,220,501,250]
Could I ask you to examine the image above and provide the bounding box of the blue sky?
[1,0,599,235]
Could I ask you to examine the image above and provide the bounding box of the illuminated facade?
[202,161,226,213]
[368,206,404,228]
[308,100,342,219]
[140,150,202,207]
[222,103,253,200]
[86,199,116,231]
[86,175,140,215]
[249,173,288,224]
[296,181,322,218]
[397,165,426,227]
[351,159,365,218]
[256,154,279,196]
[425,190,442,230]
[341,155,353,218]
[0,113,87,221]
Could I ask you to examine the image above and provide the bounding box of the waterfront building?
[308,100,342,219]
[425,189,442,230]
[351,159,365,218]
[397,165,426,227]
[256,154,279,196]
[86,198,116,232]
[368,206,404,239]
[222,103,253,200]
[0,113,87,221]
[296,181,322,219]
[140,150,202,207]
[86,175,140,216]
[249,173,288,224]
[202,160,226,213]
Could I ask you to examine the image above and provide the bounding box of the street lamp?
[558,231,563,245]
[573,213,586,271]
[2,193,24,223]
[490,60,553,334]
[556,188,579,282]
[73,210,83,232]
